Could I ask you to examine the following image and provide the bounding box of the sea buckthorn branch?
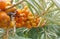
[37,3,54,27]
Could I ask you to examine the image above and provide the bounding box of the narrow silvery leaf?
[52,0,60,8]
[41,33,44,39]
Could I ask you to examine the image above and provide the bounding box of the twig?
[11,0,13,4]
[6,0,24,10]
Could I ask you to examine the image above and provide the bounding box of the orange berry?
[0,1,7,10]
[16,9,22,14]
[0,11,10,28]
[16,23,22,28]
[24,6,28,10]
[26,24,32,29]
[10,21,15,28]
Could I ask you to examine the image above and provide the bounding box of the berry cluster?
[15,6,40,29]
[0,0,46,29]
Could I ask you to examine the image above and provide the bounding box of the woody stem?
[5,0,24,10]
